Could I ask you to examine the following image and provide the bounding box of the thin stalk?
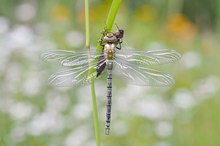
[105,0,123,31]
[96,0,123,53]
[85,1,101,146]
[85,0,90,49]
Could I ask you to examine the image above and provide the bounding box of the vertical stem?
[96,0,123,53]
[90,79,100,142]
[105,0,123,31]
[85,0,90,48]
[85,1,101,146]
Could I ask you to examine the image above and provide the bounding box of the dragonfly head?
[103,32,118,43]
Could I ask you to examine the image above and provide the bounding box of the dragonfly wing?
[40,49,104,67]
[116,49,181,66]
[114,58,175,86]
[48,58,107,87]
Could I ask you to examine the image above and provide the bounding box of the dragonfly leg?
[116,40,122,50]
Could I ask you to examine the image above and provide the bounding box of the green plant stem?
[105,0,122,31]
[96,0,123,53]
[85,1,101,146]
[85,0,90,48]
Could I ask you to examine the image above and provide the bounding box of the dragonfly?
[41,27,181,135]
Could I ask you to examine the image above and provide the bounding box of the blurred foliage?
[0,0,220,146]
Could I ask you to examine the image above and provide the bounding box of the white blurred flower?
[27,111,64,136]
[173,89,196,109]
[64,126,90,146]
[65,30,84,48]
[15,3,36,21]
[5,63,22,92]
[23,77,41,96]
[181,51,201,69]
[134,99,173,120]
[192,76,220,101]
[154,141,171,146]
[115,86,147,113]
[83,140,96,146]
[34,22,49,35]
[0,17,9,34]
[46,91,69,112]
[71,103,91,120]
[5,25,34,49]
[9,102,35,120]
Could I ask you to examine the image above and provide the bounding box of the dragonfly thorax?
[104,43,116,60]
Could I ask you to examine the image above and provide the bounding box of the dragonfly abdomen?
[105,61,113,135]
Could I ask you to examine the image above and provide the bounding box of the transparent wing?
[115,49,181,66]
[114,57,175,86]
[48,57,107,87]
[40,49,104,67]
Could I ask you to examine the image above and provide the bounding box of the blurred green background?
[0,0,220,146]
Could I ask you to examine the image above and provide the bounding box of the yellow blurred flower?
[166,13,197,40]
[51,5,70,22]
[134,5,156,23]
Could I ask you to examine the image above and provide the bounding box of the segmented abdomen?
[105,61,113,135]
